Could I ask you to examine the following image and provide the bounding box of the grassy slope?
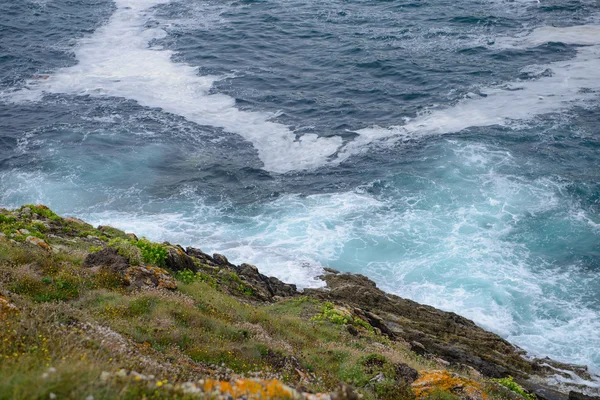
[0,205,525,400]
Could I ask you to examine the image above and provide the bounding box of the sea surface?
[1,0,599,380]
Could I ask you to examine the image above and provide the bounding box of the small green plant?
[237,283,255,296]
[136,239,167,267]
[492,376,535,400]
[92,267,125,290]
[176,269,197,284]
[225,271,242,283]
[311,302,373,332]
[312,302,351,325]
[176,269,218,287]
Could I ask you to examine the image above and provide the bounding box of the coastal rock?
[186,247,220,267]
[237,263,297,300]
[64,217,93,228]
[569,391,600,400]
[184,248,297,301]
[83,247,129,273]
[213,253,233,266]
[25,236,51,251]
[164,245,197,272]
[395,363,419,384]
[306,270,532,379]
[124,265,177,290]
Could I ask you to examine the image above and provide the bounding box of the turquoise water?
[1,0,599,379]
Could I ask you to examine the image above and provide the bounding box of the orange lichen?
[411,370,488,399]
[200,378,295,399]
[25,236,51,251]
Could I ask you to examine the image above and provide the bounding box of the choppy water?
[1,0,599,379]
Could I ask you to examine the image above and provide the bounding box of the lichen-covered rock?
[411,370,488,400]
[237,263,297,300]
[25,236,51,251]
[64,217,93,228]
[395,363,419,384]
[124,265,176,290]
[164,245,197,272]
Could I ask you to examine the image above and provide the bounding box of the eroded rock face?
[186,247,219,267]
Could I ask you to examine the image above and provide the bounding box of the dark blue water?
[1,0,599,379]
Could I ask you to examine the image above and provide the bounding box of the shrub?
[0,214,16,224]
[492,376,535,400]
[136,239,167,267]
[311,302,373,331]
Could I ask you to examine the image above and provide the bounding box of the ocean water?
[1,0,599,379]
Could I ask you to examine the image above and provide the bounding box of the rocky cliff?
[0,205,598,400]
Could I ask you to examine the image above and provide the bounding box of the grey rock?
[83,247,129,273]
[569,392,600,400]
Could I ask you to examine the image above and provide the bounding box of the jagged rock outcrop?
[164,244,197,272]
[184,247,297,301]
[83,248,176,290]
[304,271,531,379]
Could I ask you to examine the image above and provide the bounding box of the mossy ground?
[0,206,527,400]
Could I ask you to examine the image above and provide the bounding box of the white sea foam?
[6,1,600,172]
[339,25,600,160]
[7,0,342,174]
